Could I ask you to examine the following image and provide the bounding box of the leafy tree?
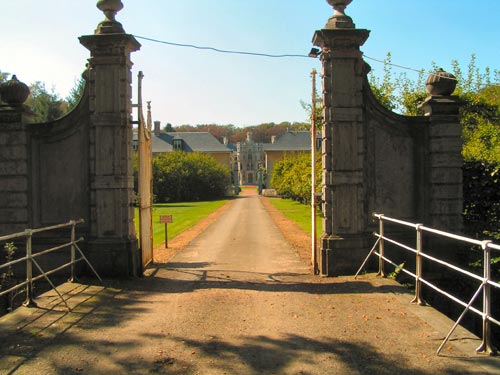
[0,70,9,84]
[152,152,230,202]
[26,81,66,122]
[368,54,500,165]
[66,77,85,111]
[271,152,321,204]
[163,123,174,132]
[169,122,310,144]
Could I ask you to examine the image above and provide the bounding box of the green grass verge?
[135,200,228,247]
[266,197,322,238]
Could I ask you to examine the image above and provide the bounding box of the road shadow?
[0,276,494,374]
[136,262,406,296]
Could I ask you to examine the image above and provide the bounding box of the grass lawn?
[266,197,322,238]
[135,199,228,247]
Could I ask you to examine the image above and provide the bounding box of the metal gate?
[136,72,153,269]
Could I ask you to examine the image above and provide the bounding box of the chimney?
[271,135,276,144]
[246,132,253,142]
[223,136,228,145]
[154,120,161,136]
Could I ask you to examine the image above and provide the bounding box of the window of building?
[173,139,182,151]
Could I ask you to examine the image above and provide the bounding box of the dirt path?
[0,193,498,374]
[153,190,312,267]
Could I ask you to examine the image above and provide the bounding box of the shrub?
[152,152,230,203]
[271,152,321,204]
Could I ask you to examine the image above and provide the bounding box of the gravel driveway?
[0,193,498,374]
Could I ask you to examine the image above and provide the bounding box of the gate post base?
[320,234,373,277]
[86,238,140,278]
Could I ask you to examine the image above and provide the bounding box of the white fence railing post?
[476,240,497,355]
[411,224,425,305]
[376,216,385,277]
[22,229,37,308]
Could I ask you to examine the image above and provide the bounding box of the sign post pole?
[159,215,173,249]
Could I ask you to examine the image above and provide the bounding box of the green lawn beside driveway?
[266,197,322,238]
[135,200,228,247]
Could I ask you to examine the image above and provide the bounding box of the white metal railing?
[355,213,499,356]
[0,219,102,312]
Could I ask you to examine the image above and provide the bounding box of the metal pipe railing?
[0,219,102,312]
[357,213,499,356]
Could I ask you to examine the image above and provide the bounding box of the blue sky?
[1,0,499,127]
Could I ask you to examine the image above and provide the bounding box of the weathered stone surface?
[0,145,27,160]
[0,161,27,175]
[0,192,27,208]
[312,6,464,276]
[0,208,28,223]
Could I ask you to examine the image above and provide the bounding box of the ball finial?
[325,0,355,29]
[95,0,125,34]
[426,68,457,96]
[0,75,30,106]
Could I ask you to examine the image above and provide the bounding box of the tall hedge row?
[270,152,321,204]
[152,152,230,203]
[463,161,500,241]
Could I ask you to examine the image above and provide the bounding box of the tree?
[152,152,230,202]
[0,70,9,84]
[66,77,86,111]
[368,54,500,164]
[271,152,321,204]
[26,81,66,122]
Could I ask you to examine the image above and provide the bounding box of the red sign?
[159,215,173,224]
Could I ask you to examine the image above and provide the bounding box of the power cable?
[133,34,500,87]
[133,35,312,59]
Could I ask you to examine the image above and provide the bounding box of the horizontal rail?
[373,213,499,248]
[0,280,29,298]
[366,213,499,356]
[0,219,102,313]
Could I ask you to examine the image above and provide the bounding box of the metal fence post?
[22,229,37,307]
[411,224,425,305]
[69,220,76,283]
[376,216,385,277]
[476,240,497,355]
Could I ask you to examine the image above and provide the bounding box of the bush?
[152,152,230,203]
[271,152,321,204]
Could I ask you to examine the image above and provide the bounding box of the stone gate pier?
[313,1,463,276]
[0,0,141,277]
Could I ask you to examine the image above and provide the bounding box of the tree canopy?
[170,121,310,144]
[152,152,230,203]
[368,54,500,166]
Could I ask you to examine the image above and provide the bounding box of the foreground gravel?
[0,193,498,374]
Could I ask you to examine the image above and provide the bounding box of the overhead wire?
[133,35,311,59]
[133,34,500,87]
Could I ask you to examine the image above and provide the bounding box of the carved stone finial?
[325,0,355,29]
[426,68,457,96]
[0,75,30,106]
[95,0,125,34]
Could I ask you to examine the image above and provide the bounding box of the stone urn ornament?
[0,75,30,106]
[95,0,125,34]
[425,68,457,96]
[325,0,355,29]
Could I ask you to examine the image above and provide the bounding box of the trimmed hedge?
[152,152,230,203]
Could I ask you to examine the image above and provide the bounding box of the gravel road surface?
[0,193,498,374]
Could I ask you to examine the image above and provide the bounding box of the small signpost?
[159,215,173,248]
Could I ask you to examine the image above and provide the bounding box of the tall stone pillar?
[79,0,141,277]
[312,1,371,276]
[0,76,33,236]
[421,70,463,231]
